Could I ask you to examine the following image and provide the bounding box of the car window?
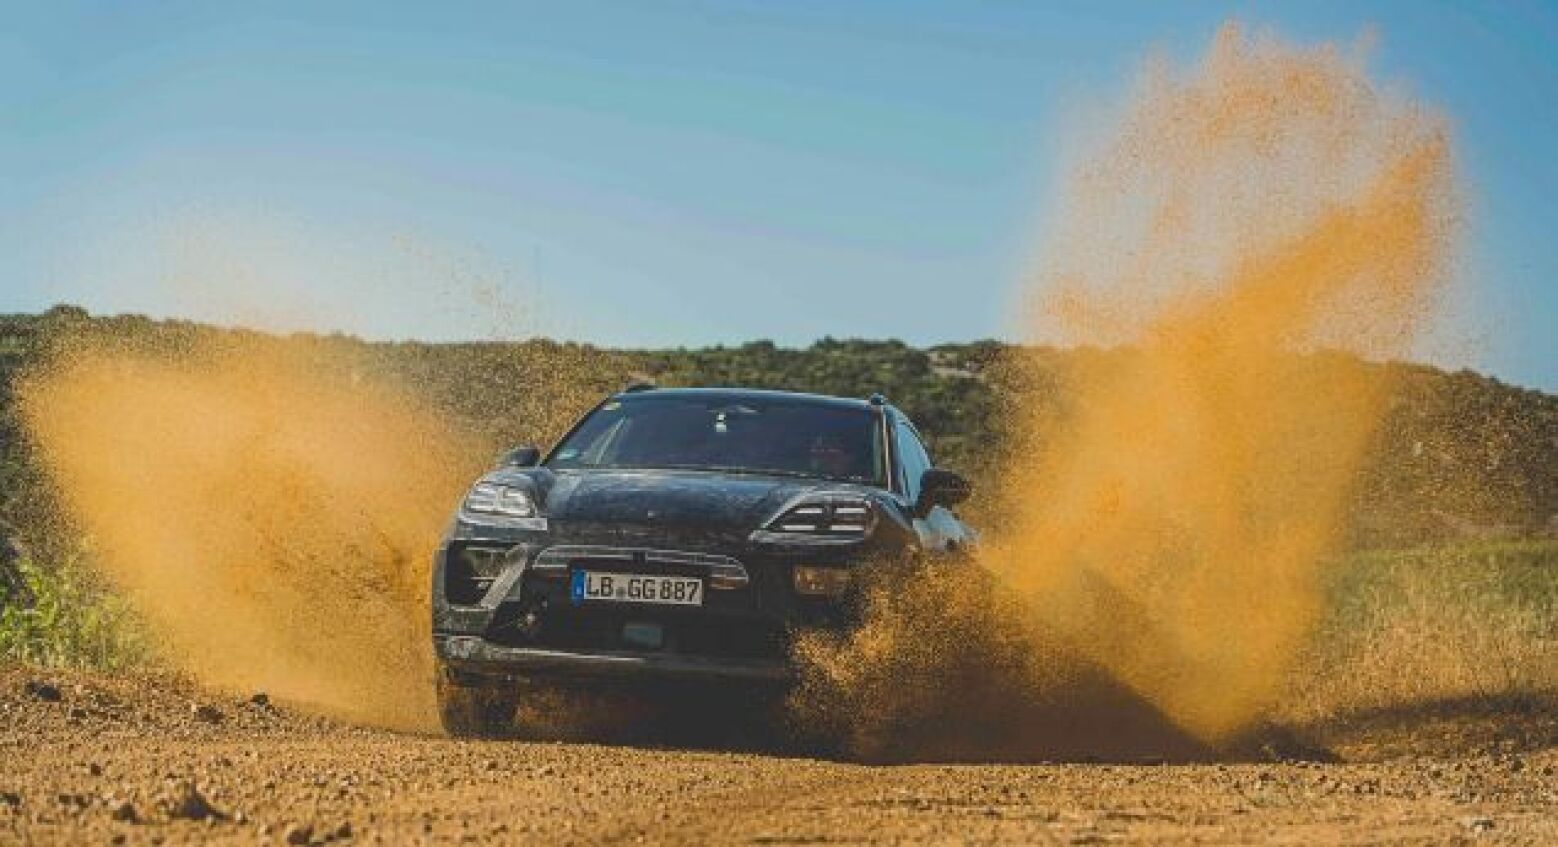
[549,396,886,485]
[895,419,934,501]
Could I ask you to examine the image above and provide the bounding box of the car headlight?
[464,482,538,518]
[767,497,876,537]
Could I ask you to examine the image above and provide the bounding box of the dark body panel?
[431,387,971,688]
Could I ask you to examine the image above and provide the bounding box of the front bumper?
[434,634,791,683]
[432,519,883,683]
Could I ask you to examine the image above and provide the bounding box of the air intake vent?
[444,544,515,605]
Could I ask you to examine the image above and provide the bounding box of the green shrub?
[0,553,151,669]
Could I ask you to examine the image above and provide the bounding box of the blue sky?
[1,1,1554,389]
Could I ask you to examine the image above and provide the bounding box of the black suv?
[431,387,974,736]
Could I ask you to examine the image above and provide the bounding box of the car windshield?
[547,396,885,484]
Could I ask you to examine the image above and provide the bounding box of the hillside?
[1,305,1554,556]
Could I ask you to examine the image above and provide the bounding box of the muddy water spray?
[988,25,1456,742]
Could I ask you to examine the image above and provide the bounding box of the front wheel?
[436,665,518,738]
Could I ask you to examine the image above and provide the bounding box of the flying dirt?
[19,337,494,730]
[792,24,1458,756]
[990,24,1455,742]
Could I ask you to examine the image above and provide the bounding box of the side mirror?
[916,468,971,515]
[500,445,542,467]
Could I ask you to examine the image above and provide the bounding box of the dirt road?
[3,667,1554,845]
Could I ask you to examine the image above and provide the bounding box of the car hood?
[538,468,848,534]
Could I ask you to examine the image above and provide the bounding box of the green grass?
[1334,539,1558,618]
[0,552,151,670]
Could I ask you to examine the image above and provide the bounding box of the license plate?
[570,571,704,606]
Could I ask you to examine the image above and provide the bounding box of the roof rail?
[867,392,888,406]
[622,381,657,393]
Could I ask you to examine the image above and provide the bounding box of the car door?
[893,417,971,554]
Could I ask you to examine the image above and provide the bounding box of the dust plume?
[794,23,1457,756]
[987,24,1456,742]
[18,335,493,730]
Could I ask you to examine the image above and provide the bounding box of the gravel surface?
[3,667,1554,845]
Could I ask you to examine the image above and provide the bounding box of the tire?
[436,666,518,738]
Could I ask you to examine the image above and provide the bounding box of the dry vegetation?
[1288,540,1557,723]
